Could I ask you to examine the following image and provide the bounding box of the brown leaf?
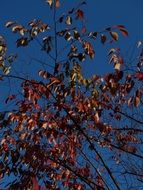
[5,95,16,104]
[76,9,84,20]
[119,28,128,37]
[56,0,60,8]
[134,72,143,80]
[12,25,24,33]
[83,41,95,59]
[114,63,121,70]
[134,96,140,107]
[110,32,119,41]
[16,38,29,47]
[100,34,106,44]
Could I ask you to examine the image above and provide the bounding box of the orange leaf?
[56,0,60,8]
[134,72,143,80]
[120,28,128,36]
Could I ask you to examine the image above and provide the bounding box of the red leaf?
[76,9,84,20]
[32,177,39,190]
[134,72,143,80]
[114,25,128,37]
[119,28,128,37]
[81,26,86,34]
[5,95,16,104]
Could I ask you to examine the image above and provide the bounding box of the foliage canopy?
[0,1,143,190]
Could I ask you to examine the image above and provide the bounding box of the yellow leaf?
[46,0,53,6]
[0,46,3,52]
[114,63,121,70]
[66,16,72,25]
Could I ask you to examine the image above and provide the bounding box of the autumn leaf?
[120,28,128,37]
[116,25,128,37]
[12,25,24,33]
[114,63,121,70]
[46,0,53,6]
[100,34,107,44]
[31,177,39,190]
[39,70,51,79]
[65,32,73,41]
[5,21,16,28]
[56,0,60,8]
[16,38,29,47]
[76,9,84,20]
[5,95,16,104]
[110,32,119,41]
[46,0,60,8]
[66,16,72,25]
[134,72,143,80]
[81,26,86,34]
[83,41,95,59]
[134,96,140,107]
[3,66,11,75]
[73,30,80,40]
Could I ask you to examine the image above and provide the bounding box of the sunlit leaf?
[39,70,51,79]
[46,0,53,6]
[5,21,16,28]
[66,16,72,25]
[110,32,119,41]
[65,32,73,41]
[73,30,80,40]
[16,38,29,47]
[83,41,95,59]
[114,63,121,70]
[3,66,11,75]
[12,25,24,33]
